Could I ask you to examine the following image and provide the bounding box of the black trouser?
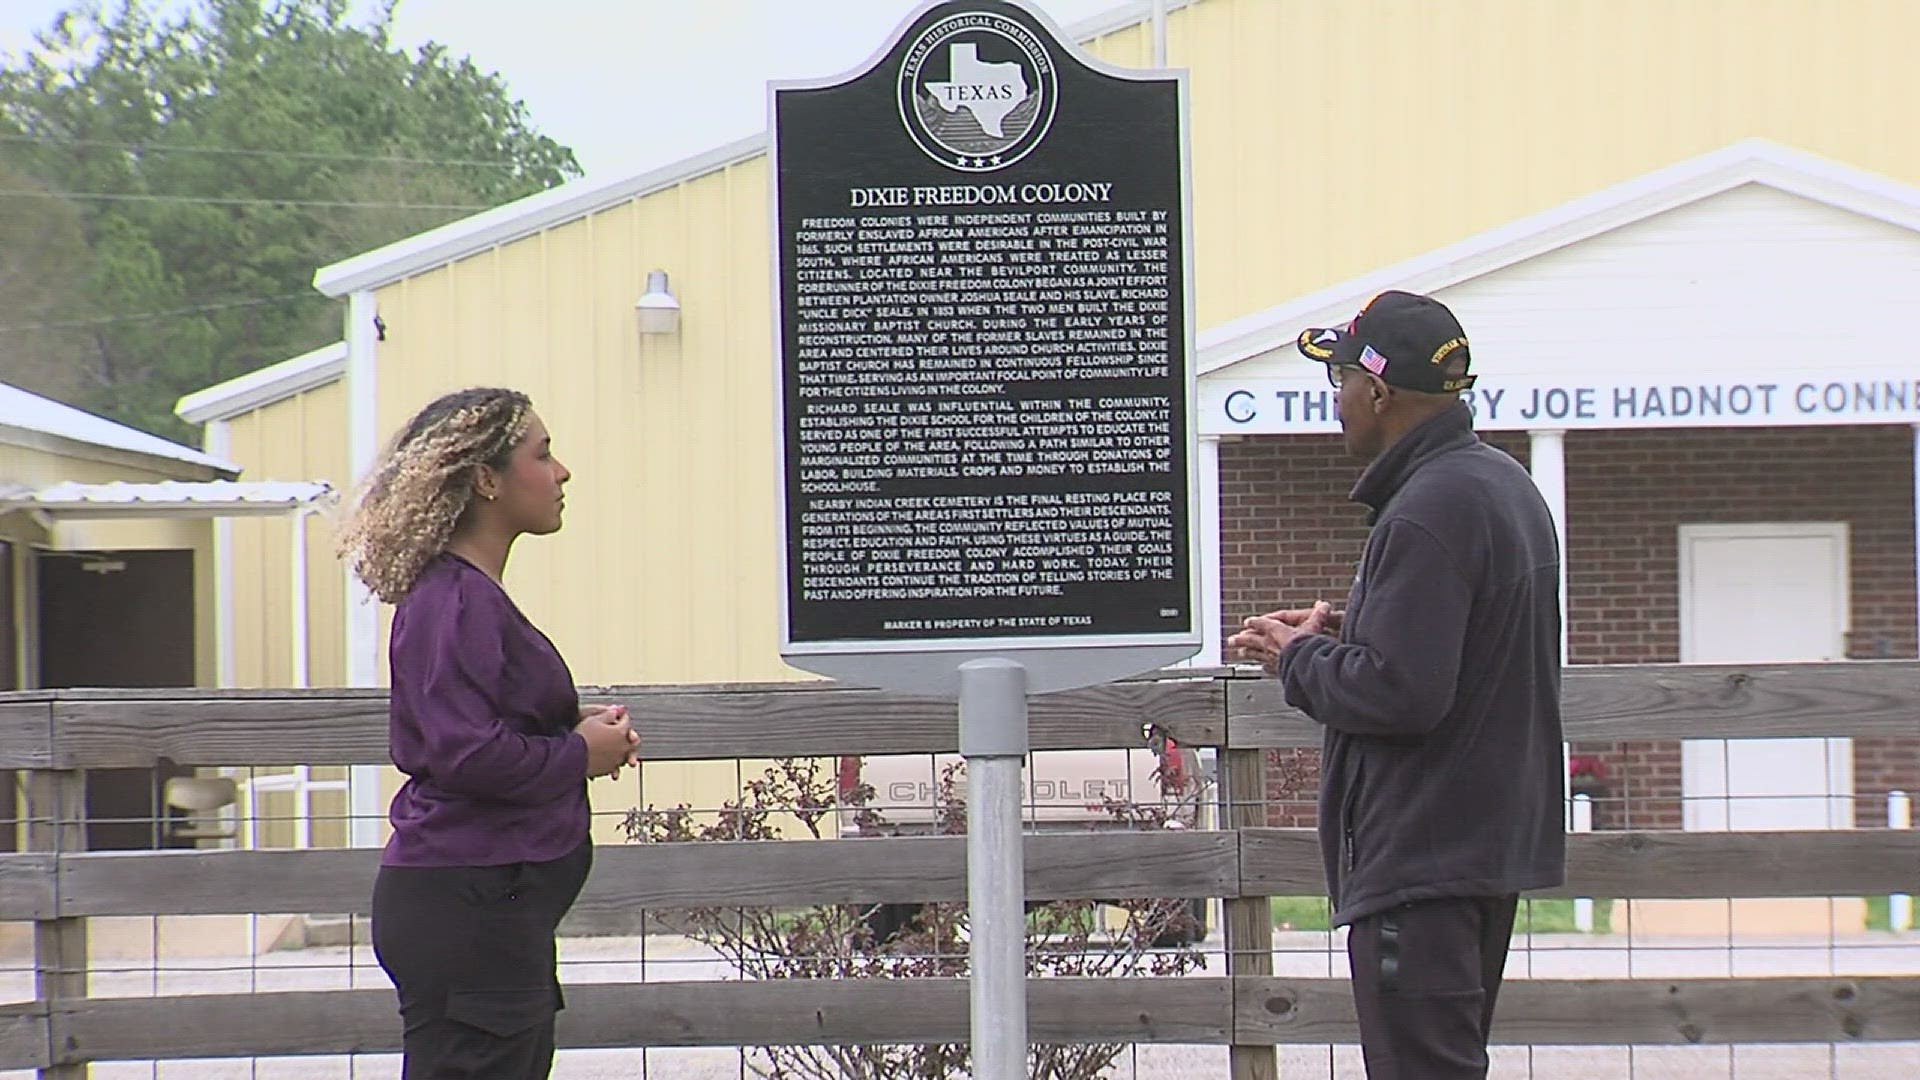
[371,840,592,1079]
[1345,893,1519,1080]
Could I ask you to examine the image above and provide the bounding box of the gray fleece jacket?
[1277,403,1567,926]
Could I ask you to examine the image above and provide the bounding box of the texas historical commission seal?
[897,11,1058,173]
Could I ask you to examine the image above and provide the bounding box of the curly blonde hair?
[335,387,533,604]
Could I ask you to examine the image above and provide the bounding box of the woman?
[336,387,638,1078]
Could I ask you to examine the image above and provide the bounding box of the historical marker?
[772,0,1199,692]
[771,5,1197,1071]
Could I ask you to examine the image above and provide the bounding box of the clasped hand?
[575,704,641,780]
[1226,602,1343,672]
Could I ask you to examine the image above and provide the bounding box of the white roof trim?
[0,479,336,520]
[1065,0,1197,42]
[175,341,347,424]
[313,134,768,297]
[310,0,1198,298]
[1198,138,1920,376]
[0,381,237,476]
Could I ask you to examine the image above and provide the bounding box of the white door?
[1678,523,1852,831]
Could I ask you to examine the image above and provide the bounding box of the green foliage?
[0,160,95,403]
[0,0,580,440]
[1865,895,1891,931]
[1269,894,1330,931]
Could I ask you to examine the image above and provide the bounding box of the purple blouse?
[381,552,590,867]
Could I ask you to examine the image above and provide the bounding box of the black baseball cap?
[1296,290,1475,394]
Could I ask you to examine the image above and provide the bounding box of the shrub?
[624,755,1207,1079]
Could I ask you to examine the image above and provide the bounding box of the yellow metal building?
[174,344,356,850]
[1,381,240,691]
[2,380,233,860]
[179,0,1920,846]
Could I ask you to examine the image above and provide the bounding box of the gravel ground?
[4,929,1916,1079]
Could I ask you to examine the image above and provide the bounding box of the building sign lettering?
[1205,374,1920,435]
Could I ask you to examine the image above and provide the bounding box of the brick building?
[1190,143,1920,855]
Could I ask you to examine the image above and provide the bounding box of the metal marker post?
[959,658,1030,1076]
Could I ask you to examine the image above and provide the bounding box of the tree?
[0,0,580,439]
[0,161,97,406]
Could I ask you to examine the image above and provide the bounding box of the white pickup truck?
[837,739,1215,945]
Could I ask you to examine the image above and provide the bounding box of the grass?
[1270,896,1615,934]
[1864,895,1906,932]
[1517,897,1614,935]
[1269,896,1331,931]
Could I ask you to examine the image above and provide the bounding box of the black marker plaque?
[774,0,1195,656]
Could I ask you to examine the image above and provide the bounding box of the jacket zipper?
[1342,757,1363,874]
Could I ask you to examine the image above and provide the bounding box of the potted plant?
[1568,755,1609,800]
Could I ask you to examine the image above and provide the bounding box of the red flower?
[1568,755,1608,780]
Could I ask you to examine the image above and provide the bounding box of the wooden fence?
[1,661,1917,1079]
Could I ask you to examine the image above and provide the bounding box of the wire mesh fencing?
[1,667,1916,1078]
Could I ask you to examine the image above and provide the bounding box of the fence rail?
[5,662,1914,769]
[5,828,1916,922]
[2,660,1917,1077]
[1226,660,1920,746]
[2,975,1916,1068]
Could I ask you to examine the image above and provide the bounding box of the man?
[1227,290,1565,1079]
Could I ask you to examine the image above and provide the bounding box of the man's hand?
[1228,601,1336,672]
[576,704,640,780]
[1260,605,1345,634]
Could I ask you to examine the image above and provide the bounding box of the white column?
[346,290,384,848]
[206,421,237,690]
[1570,793,1594,931]
[291,505,315,849]
[290,508,311,690]
[1530,430,1577,873]
[1151,0,1168,66]
[1891,791,1913,931]
[1528,430,1570,664]
[345,289,380,688]
[206,422,250,849]
[1195,434,1224,667]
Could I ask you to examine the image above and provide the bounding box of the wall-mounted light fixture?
[635,269,680,335]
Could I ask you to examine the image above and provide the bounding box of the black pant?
[371,840,592,1079]
[1345,893,1519,1080]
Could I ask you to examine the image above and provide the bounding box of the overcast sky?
[1,0,1128,181]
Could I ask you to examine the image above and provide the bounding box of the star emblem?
[989,155,1003,166]
[955,154,968,166]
